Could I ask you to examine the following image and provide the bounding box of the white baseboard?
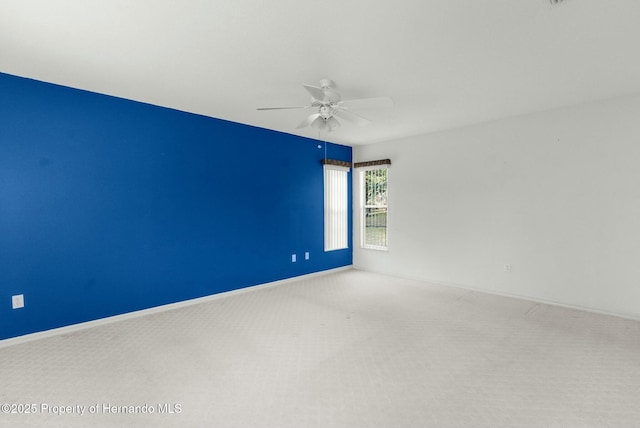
[352,266,640,322]
[0,266,353,349]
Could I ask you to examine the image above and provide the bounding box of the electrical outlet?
[305,252,310,260]
[504,264,512,273]
[291,254,297,263]
[12,294,25,309]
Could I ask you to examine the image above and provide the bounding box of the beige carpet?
[1,269,639,427]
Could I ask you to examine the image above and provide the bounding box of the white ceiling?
[2,0,640,146]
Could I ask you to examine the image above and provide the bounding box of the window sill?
[361,245,388,252]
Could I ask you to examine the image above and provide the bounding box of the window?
[361,166,388,250]
[324,164,349,251]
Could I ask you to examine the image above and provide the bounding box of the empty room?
[1,1,640,427]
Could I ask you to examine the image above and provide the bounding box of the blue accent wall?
[0,72,352,340]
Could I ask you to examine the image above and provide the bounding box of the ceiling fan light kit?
[257,79,393,134]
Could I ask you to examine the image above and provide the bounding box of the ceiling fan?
[257,79,393,133]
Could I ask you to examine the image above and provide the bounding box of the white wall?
[353,93,640,319]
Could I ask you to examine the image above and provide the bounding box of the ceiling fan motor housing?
[319,105,334,119]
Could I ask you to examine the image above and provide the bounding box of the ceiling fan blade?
[256,106,308,111]
[296,113,322,129]
[339,97,394,110]
[303,85,328,102]
[323,88,341,103]
[333,108,371,126]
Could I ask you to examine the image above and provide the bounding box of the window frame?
[359,165,389,251]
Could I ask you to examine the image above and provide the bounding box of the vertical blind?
[324,165,349,251]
